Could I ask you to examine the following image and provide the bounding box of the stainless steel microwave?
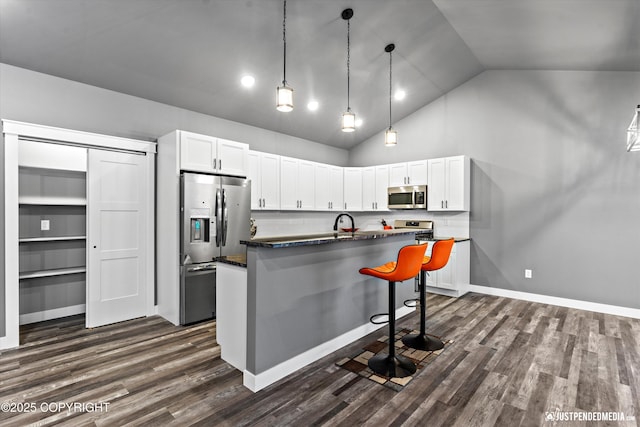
[387,185,427,209]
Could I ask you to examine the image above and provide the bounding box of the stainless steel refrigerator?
[180,172,250,324]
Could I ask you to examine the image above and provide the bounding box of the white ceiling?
[1,0,638,149]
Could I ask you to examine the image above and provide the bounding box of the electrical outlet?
[524,269,532,279]
[40,219,50,231]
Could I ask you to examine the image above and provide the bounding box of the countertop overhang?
[241,229,418,248]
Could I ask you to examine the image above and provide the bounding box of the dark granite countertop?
[423,236,470,243]
[216,255,247,267]
[242,229,417,248]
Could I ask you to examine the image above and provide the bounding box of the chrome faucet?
[333,213,355,233]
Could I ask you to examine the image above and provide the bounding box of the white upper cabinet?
[427,155,470,211]
[315,163,343,211]
[280,157,315,210]
[362,165,389,211]
[388,160,427,186]
[179,131,248,176]
[343,168,363,211]
[249,151,280,210]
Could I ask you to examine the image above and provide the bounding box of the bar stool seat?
[402,238,455,351]
[359,243,427,378]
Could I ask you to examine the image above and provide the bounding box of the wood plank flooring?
[1,292,639,426]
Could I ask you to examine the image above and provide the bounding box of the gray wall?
[350,70,640,309]
[0,120,4,337]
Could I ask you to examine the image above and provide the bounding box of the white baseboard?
[468,285,640,319]
[243,306,414,393]
[19,304,86,325]
[0,335,19,350]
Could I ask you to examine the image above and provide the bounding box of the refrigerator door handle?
[222,189,228,246]
[215,188,222,247]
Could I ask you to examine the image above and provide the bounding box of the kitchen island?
[217,230,418,392]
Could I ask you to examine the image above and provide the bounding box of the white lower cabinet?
[216,263,247,371]
[424,240,470,297]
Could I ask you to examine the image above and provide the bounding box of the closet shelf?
[19,196,86,206]
[19,267,86,280]
[19,236,86,243]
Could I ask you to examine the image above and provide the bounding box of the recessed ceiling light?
[241,75,255,88]
[394,89,406,101]
[307,100,319,111]
[355,118,363,128]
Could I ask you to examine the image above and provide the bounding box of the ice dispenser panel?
[190,217,210,243]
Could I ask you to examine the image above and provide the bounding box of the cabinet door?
[343,168,363,211]
[427,158,446,211]
[388,163,408,186]
[217,138,249,177]
[435,245,457,290]
[314,163,331,210]
[248,151,261,209]
[180,131,215,173]
[375,165,389,210]
[362,167,376,211]
[280,157,299,210]
[408,160,428,185]
[298,160,315,210]
[260,153,280,210]
[87,149,147,328]
[329,166,344,211]
[445,156,468,211]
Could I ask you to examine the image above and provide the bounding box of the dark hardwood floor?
[1,292,639,426]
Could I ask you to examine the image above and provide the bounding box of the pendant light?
[276,0,293,112]
[627,104,640,151]
[341,8,355,132]
[384,43,397,146]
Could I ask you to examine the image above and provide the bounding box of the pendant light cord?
[282,0,287,85]
[389,49,392,129]
[347,18,351,111]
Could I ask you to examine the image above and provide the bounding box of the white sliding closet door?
[87,149,147,328]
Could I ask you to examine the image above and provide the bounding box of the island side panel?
[245,234,416,375]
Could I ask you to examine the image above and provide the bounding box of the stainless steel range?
[393,220,434,292]
[393,219,434,242]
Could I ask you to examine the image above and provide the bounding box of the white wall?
[350,70,640,309]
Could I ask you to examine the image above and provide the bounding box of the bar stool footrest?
[403,298,419,308]
[369,312,389,325]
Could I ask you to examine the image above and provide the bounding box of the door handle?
[213,158,217,169]
[215,188,222,246]
[222,189,228,245]
[445,200,448,209]
[441,200,444,208]
[219,159,222,170]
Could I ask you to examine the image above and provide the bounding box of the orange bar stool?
[402,238,455,351]
[359,243,427,378]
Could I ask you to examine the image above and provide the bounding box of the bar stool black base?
[368,353,416,378]
[402,333,444,351]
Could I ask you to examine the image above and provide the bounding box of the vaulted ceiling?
[1,0,639,149]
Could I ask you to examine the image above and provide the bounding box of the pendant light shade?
[384,43,397,146]
[276,0,293,112]
[277,85,294,112]
[341,8,355,132]
[342,110,356,132]
[384,128,398,146]
[627,104,640,152]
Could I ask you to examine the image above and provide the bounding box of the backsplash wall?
[250,210,469,239]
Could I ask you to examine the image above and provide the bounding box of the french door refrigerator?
[180,172,250,324]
